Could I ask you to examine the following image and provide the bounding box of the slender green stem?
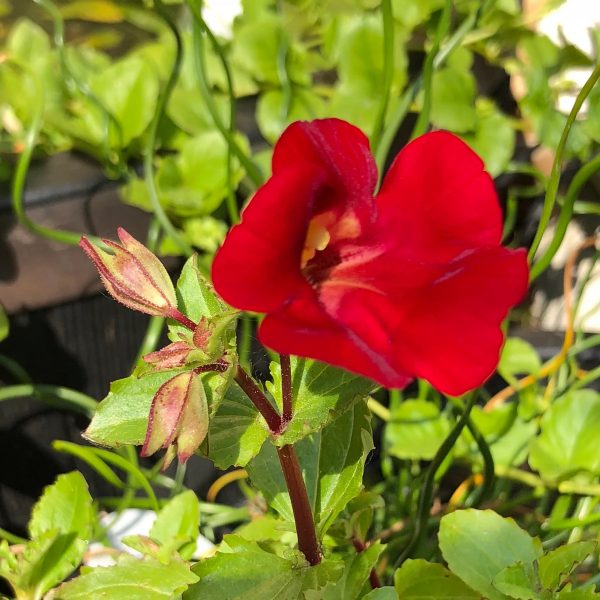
[192,1,241,224]
[146,0,194,257]
[367,397,392,422]
[171,461,187,497]
[410,0,452,140]
[447,396,495,507]
[531,153,600,279]
[54,441,160,513]
[132,316,165,368]
[34,0,125,172]
[394,391,478,568]
[375,80,419,179]
[52,441,124,488]
[0,527,27,545]
[502,190,519,241]
[528,62,600,262]
[115,446,139,514]
[375,0,493,175]
[0,355,32,384]
[371,0,394,153]
[8,59,102,247]
[275,1,293,126]
[569,334,600,356]
[0,384,96,416]
[465,418,495,506]
[185,0,264,188]
[570,365,600,391]
[239,314,253,370]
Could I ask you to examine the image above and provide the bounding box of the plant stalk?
[277,444,321,566]
[234,366,282,433]
[280,354,293,425]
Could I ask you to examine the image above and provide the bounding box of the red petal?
[391,247,529,396]
[377,131,502,262]
[212,163,325,313]
[258,287,412,388]
[272,119,378,225]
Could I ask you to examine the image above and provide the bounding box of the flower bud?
[143,342,192,370]
[141,370,209,469]
[80,228,177,318]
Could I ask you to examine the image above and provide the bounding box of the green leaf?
[498,338,542,380]
[87,367,237,454]
[85,370,182,447]
[90,55,159,145]
[326,14,407,136]
[175,131,248,211]
[558,590,600,599]
[385,400,451,460]
[391,0,446,30]
[394,559,480,599]
[363,588,397,600]
[247,400,372,535]
[54,554,198,599]
[150,490,200,551]
[493,562,540,600]
[7,18,51,70]
[29,471,94,541]
[461,102,516,177]
[184,536,341,599]
[268,357,375,446]
[169,255,230,340]
[333,15,406,97]
[231,15,308,86]
[202,381,269,469]
[430,67,477,132]
[305,543,384,600]
[529,390,600,480]
[12,530,81,598]
[257,88,324,143]
[538,541,597,591]
[439,509,543,600]
[2,473,96,598]
[0,304,8,342]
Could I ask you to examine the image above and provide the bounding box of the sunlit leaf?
[439,509,542,600]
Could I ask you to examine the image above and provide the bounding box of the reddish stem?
[277,444,321,566]
[193,361,229,375]
[352,539,382,589]
[166,307,197,332]
[280,354,293,425]
[234,365,282,433]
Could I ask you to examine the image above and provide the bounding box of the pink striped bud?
[141,371,209,468]
[80,228,177,318]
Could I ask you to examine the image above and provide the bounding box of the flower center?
[301,216,331,268]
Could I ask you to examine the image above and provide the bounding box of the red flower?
[212,119,529,396]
